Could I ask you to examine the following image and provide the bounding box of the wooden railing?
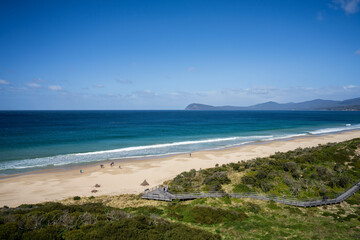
[141,180,360,207]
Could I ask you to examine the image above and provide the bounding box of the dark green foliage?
[267,200,281,210]
[167,203,247,225]
[22,226,63,240]
[73,196,81,200]
[170,169,200,192]
[345,192,360,205]
[343,214,358,221]
[322,211,332,217]
[284,206,303,215]
[169,138,360,200]
[170,167,230,192]
[284,161,298,172]
[338,175,350,188]
[0,222,22,240]
[221,196,232,204]
[233,183,251,193]
[125,206,164,216]
[244,202,261,213]
[0,202,220,240]
[203,171,230,186]
[241,174,257,185]
[322,210,359,222]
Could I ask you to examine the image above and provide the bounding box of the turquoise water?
[0,110,360,175]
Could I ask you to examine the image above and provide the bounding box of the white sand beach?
[0,130,359,207]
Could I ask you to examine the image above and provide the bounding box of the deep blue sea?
[1,110,360,175]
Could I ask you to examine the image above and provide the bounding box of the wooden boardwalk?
[141,180,360,207]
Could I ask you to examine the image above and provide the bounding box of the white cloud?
[93,84,104,88]
[333,0,360,14]
[48,85,63,91]
[116,79,133,84]
[27,83,41,88]
[0,79,10,85]
[343,84,358,90]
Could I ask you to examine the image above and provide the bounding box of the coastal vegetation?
[167,138,360,200]
[1,138,360,239]
[2,192,360,239]
[0,202,220,240]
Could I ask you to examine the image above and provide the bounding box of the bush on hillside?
[0,202,221,240]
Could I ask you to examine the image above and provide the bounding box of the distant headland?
[185,97,360,111]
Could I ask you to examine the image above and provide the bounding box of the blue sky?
[0,0,360,110]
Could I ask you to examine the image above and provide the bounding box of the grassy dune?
[167,138,360,200]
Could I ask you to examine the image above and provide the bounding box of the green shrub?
[221,196,232,204]
[244,202,261,213]
[284,162,297,172]
[191,206,247,224]
[284,206,302,215]
[0,222,22,240]
[167,204,247,225]
[73,196,81,201]
[233,184,251,193]
[22,226,63,240]
[343,214,357,221]
[127,206,163,216]
[267,201,280,210]
[0,202,221,240]
[203,171,230,186]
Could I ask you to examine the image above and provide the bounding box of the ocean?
[1,110,360,175]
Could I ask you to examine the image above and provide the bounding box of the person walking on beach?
[189,153,192,157]
[80,169,83,174]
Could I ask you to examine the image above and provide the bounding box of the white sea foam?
[266,133,308,141]
[0,135,272,171]
[308,124,360,135]
[74,135,272,156]
[1,124,359,173]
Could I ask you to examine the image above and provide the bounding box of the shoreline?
[0,129,356,179]
[0,129,359,207]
